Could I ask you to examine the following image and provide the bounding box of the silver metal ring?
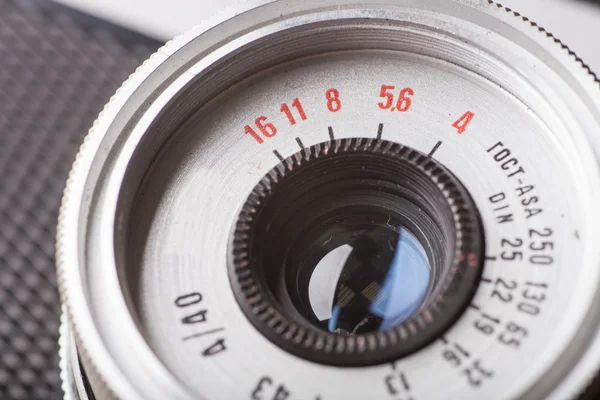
[57,1,600,399]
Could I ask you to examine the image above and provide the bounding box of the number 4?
[452,111,475,134]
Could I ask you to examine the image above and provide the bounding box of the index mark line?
[273,150,284,162]
[296,137,305,150]
[428,141,442,158]
[482,313,500,324]
[469,304,481,311]
[377,123,384,140]
[182,328,225,342]
[400,373,411,391]
[454,343,470,357]
[328,126,335,140]
[485,256,497,261]
[481,277,493,284]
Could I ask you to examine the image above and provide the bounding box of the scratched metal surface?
[49,0,600,73]
[0,1,160,398]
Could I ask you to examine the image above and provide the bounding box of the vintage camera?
[57,1,600,399]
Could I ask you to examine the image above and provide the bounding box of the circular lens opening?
[307,226,431,334]
[229,138,483,366]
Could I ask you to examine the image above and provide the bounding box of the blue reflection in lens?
[319,227,431,334]
[328,305,342,333]
[368,228,430,331]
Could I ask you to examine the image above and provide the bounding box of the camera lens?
[306,225,430,335]
[229,138,484,366]
[57,1,600,396]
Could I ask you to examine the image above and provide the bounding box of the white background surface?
[52,0,600,73]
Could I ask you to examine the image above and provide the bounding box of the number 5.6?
[378,84,414,112]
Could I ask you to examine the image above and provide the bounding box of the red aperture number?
[326,88,342,112]
[452,111,475,134]
[281,98,308,125]
[244,116,278,144]
[378,85,414,112]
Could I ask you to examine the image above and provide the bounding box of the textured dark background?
[0,1,160,398]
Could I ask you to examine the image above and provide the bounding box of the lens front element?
[308,226,431,335]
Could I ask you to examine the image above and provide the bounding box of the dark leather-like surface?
[0,1,160,398]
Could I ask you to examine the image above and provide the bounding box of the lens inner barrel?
[229,138,484,366]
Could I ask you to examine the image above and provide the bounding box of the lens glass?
[307,225,430,334]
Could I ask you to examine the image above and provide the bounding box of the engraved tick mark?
[273,150,284,162]
[377,123,384,140]
[182,328,225,342]
[428,141,442,158]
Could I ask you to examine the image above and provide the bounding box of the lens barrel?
[229,138,485,366]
